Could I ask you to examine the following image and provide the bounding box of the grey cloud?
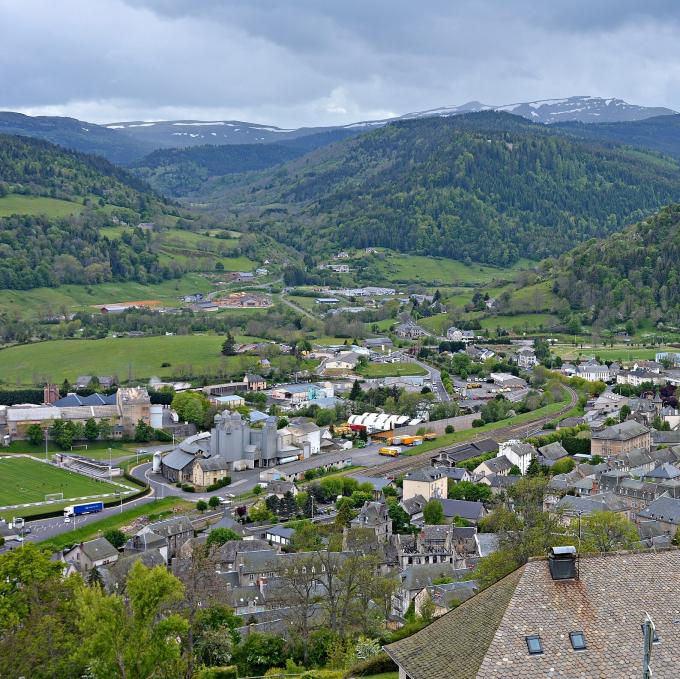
[2,0,680,125]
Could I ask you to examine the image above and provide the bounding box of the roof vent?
[548,545,578,580]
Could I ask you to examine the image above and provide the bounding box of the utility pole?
[44,428,49,463]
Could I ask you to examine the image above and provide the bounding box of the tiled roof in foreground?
[385,548,680,679]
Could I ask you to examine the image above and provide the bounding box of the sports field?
[0,456,126,507]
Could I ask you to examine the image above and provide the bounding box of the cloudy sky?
[2,0,680,126]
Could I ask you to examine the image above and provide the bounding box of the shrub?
[344,652,397,677]
[195,667,238,679]
[445,424,455,434]
[182,483,195,492]
[472,418,485,428]
[206,477,232,492]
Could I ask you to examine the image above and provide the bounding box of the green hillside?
[205,112,680,266]
[547,203,680,327]
[0,134,192,290]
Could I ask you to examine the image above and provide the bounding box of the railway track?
[358,385,579,478]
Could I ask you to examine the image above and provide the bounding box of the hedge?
[194,666,238,679]
[344,652,397,677]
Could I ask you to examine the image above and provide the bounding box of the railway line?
[357,385,579,478]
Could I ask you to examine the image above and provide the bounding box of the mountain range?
[1,96,675,165]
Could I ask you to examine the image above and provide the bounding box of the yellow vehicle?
[423,433,437,441]
[379,447,400,457]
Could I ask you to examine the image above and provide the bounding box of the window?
[526,635,543,655]
[569,632,587,650]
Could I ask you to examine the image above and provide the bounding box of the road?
[358,385,579,478]
[279,292,318,321]
[414,359,451,402]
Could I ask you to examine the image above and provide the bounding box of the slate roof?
[537,441,569,461]
[400,494,427,516]
[266,525,295,539]
[385,567,524,678]
[644,463,680,481]
[638,494,680,525]
[196,455,229,471]
[591,420,650,441]
[477,455,513,474]
[387,550,680,679]
[556,492,627,515]
[406,468,446,483]
[161,448,195,471]
[352,475,393,491]
[439,499,485,521]
[53,392,117,407]
[67,537,118,563]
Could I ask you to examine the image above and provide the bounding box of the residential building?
[403,468,447,501]
[213,394,245,409]
[536,441,569,467]
[474,455,513,477]
[322,352,361,373]
[590,420,651,456]
[385,548,680,679]
[575,363,611,382]
[438,499,486,524]
[63,537,119,572]
[516,346,538,369]
[244,374,267,391]
[395,323,426,339]
[125,516,194,563]
[617,369,666,387]
[637,494,680,536]
[446,327,475,342]
[497,440,536,475]
[350,501,392,541]
[265,525,295,547]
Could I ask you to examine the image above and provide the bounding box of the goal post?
[45,492,64,502]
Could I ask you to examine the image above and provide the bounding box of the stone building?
[590,420,651,457]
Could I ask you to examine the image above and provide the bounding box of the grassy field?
[374,254,513,285]
[0,335,316,386]
[393,390,572,457]
[0,457,133,515]
[0,194,85,218]
[554,345,678,362]
[37,497,193,551]
[0,273,217,319]
[2,441,142,461]
[477,313,560,331]
[357,362,428,378]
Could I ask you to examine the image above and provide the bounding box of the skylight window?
[569,632,587,650]
[641,624,660,643]
[526,635,543,655]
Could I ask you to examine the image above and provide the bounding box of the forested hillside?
[208,112,680,266]
[557,114,680,160]
[0,112,153,164]
[132,129,362,197]
[548,204,680,327]
[0,135,183,289]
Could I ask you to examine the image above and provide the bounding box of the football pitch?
[0,456,126,507]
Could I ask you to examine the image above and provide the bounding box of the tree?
[248,501,273,523]
[508,464,521,476]
[98,418,112,440]
[208,495,221,509]
[26,423,44,447]
[172,391,210,428]
[235,632,286,676]
[84,417,100,441]
[221,332,236,356]
[423,499,444,525]
[197,500,208,513]
[252,484,262,496]
[75,561,188,678]
[349,379,363,401]
[550,457,576,475]
[619,404,631,422]
[577,511,639,553]
[525,458,542,477]
[290,523,323,552]
[206,528,241,546]
[0,544,84,678]
[334,502,355,530]
[103,528,126,549]
[134,418,153,442]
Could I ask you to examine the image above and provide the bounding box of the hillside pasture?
[0,194,85,218]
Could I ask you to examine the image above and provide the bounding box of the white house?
[497,440,536,475]
[575,363,611,382]
[516,347,538,369]
[446,327,475,342]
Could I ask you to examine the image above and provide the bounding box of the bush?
[472,419,485,428]
[344,652,397,677]
[195,667,238,679]
[206,477,232,492]
[445,424,455,434]
[182,483,195,492]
